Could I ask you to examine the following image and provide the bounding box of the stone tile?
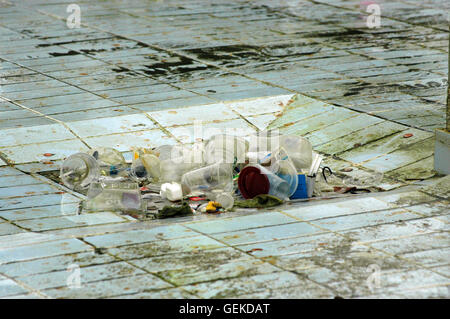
[181,271,328,298]
[18,261,145,291]
[42,274,172,298]
[246,113,278,131]
[401,247,450,267]
[0,174,43,188]
[84,224,196,248]
[403,201,449,217]
[0,139,89,164]
[212,221,326,246]
[66,113,157,138]
[369,232,450,255]
[310,208,421,232]
[112,287,197,299]
[0,238,92,264]
[225,94,292,116]
[186,212,297,235]
[132,247,279,285]
[236,232,340,258]
[0,278,29,298]
[282,196,393,221]
[0,123,75,148]
[0,167,23,177]
[0,184,59,199]
[0,222,24,236]
[339,129,433,164]
[0,193,80,211]
[374,190,438,207]
[341,217,448,244]
[166,118,256,143]
[363,138,435,173]
[83,130,176,152]
[107,235,225,260]
[0,203,80,221]
[15,212,128,232]
[0,251,117,278]
[148,102,238,127]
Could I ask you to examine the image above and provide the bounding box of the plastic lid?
[238,165,270,199]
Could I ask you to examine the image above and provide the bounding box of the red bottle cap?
[238,165,270,199]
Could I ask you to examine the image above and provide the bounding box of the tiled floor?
[0,0,449,298]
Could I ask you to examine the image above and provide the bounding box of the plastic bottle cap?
[238,166,270,199]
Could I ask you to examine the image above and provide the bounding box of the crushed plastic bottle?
[181,162,234,193]
[84,181,143,212]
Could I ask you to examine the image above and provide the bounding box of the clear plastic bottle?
[85,181,143,212]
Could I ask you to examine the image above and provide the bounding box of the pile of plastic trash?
[59,132,325,219]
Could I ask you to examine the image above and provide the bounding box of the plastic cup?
[205,134,248,167]
[181,162,233,193]
[158,144,204,182]
[267,148,298,197]
[248,132,313,172]
[279,135,313,171]
[60,153,100,190]
[247,131,282,153]
[140,153,161,182]
[160,158,203,183]
[238,164,290,200]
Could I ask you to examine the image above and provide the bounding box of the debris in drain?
[58,132,380,220]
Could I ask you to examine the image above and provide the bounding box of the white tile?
[148,102,238,127]
[225,94,294,116]
[83,130,176,152]
[1,139,89,164]
[66,114,156,138]
[167,118,256,143]
[0,124,75,148]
